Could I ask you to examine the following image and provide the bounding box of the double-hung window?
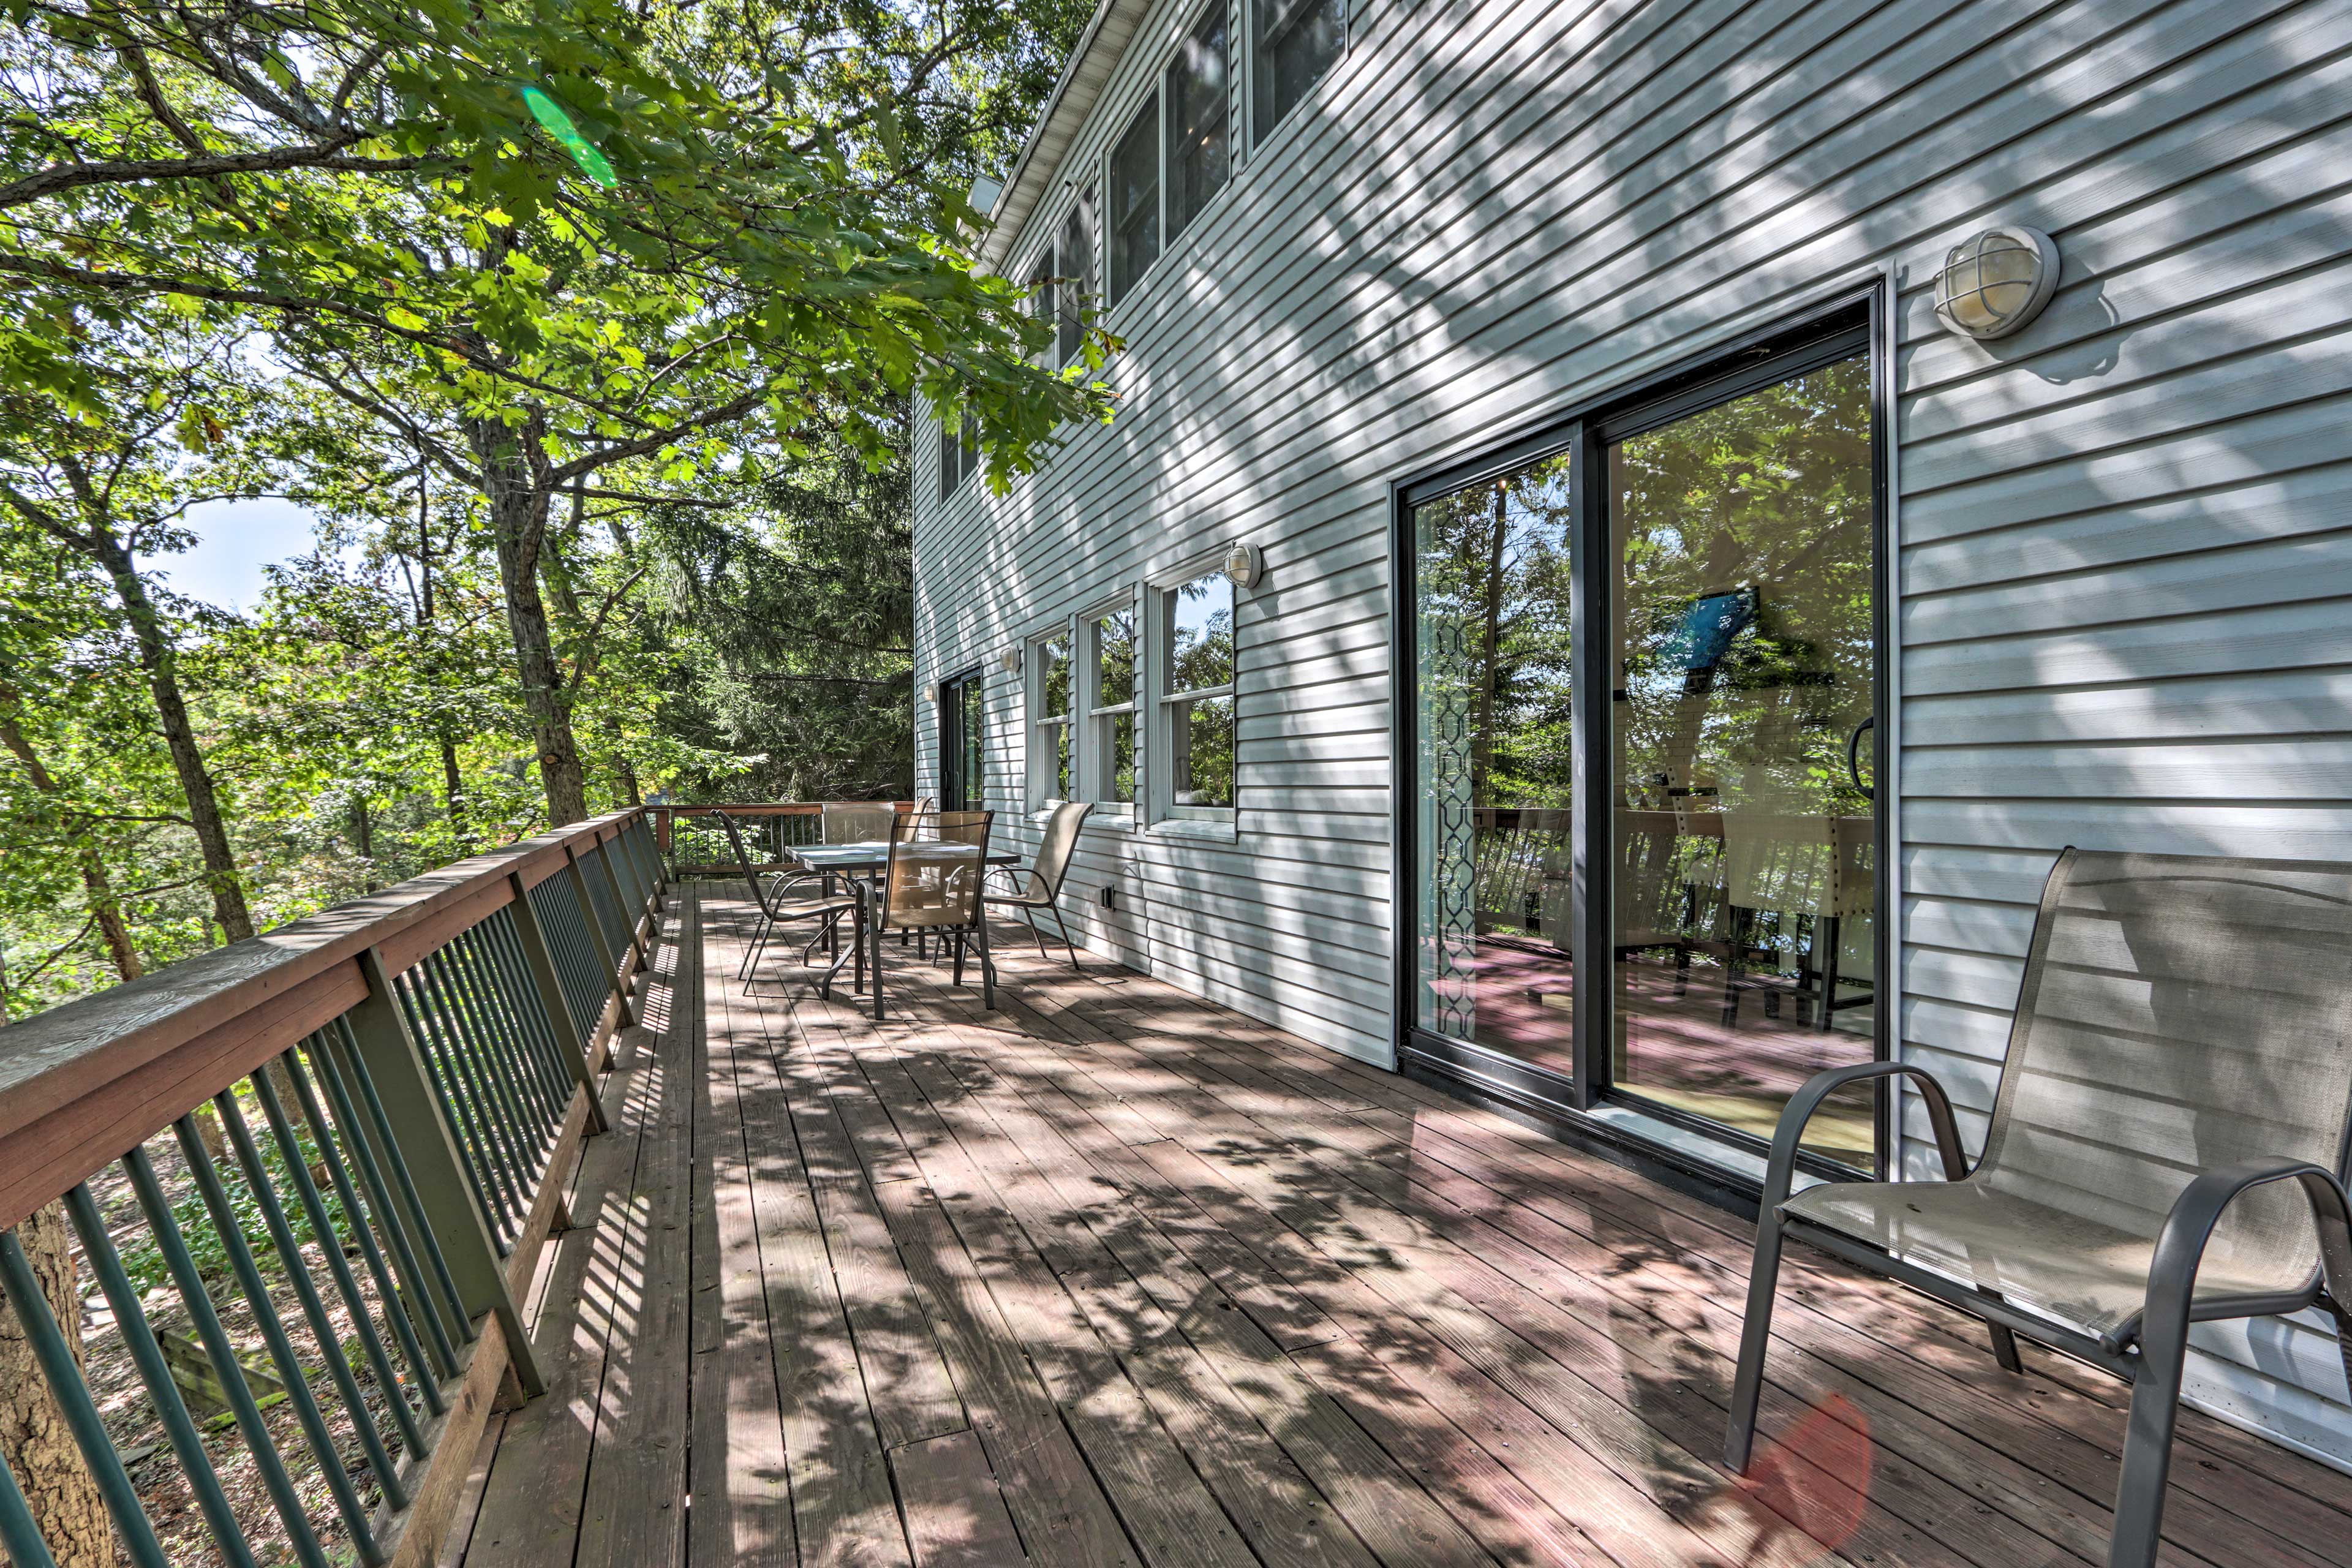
[1153,567,1236,826]
[1251,0,1344,143]
[1166,2,1231,241]
[936,420,978,501]
[1086,600,1139,815]
[1107,100,1160,306]
[1032,631,1074,804]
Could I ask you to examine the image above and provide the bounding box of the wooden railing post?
[564,845,637,1030]
[506,873,610,1134]
[347,946,546,1396]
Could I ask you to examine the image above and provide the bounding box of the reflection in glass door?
[1607,352,1879,1166]
[1409,452,1577,1078]
[939,669,986,812]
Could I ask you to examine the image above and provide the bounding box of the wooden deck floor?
[445,884,2352,1568]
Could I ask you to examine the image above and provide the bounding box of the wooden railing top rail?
[653,801,916,816]
[0,807,645,1234]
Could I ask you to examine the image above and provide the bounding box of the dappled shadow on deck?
[447,885,2352,1568]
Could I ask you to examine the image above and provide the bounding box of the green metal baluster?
[251,1066,431,1460]
[451,930,557,1143]
[0,1442,58,1568]
[176,1112,383,1559]
[324,1016,478,1344]
[124,1145,336,1568]
[285,1040,449,1409]
[503,881,608,1136]
[394,965,518,1242]
[488,910,575,1115]
[455,926,556,1133]
[62,1182,263,1568]
[422,949,537,1202]
[0,1229,170,1568]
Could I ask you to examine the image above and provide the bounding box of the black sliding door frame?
[1390,285,1894,1182]
[938,666,986,812]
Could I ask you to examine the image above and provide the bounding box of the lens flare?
[521,86,618,188]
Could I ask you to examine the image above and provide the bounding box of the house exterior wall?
[910,0,2352,1465]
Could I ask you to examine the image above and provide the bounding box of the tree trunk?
[1471,484,1509,805]
[470,414,589,826]
[0,1200,110,1567]
[0,708,141,981]
[78,525,255,942]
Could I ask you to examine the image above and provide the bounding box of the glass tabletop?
[790,842,1019,872]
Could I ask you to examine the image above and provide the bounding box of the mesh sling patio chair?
[715,810,856,983]
[823,810,995,1020]
[821,801,900,844]
[983,800,1092,967]
[1725,848,2352,1568]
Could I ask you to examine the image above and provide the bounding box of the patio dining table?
[788,840,1020,963]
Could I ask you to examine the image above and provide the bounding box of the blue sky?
[137,497,325,611]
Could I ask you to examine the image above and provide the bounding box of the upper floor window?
[1167,1,1231,242]
[1253,0,1343,142]
[937,420,978,501]
[1155,567,1235,823]
[1107,100,1160,307]
[1056,189,1097,366]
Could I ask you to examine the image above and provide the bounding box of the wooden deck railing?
[0,809,666,1568]
[651,801,918,875]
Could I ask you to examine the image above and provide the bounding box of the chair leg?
[1817,913,1842,1032]
[1725,1200,1788,1473]
[1027,908,1051,962]
[1050,903,1080,969]
[2108,1320,2190,1568]
[978,914,995,1009]
[870,917,886,1022]
[1989,1321,2024,1373]
[952,930,967,987]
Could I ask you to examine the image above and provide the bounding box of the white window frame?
[1081,590,1140,818]
[1146,558,1239,837]
[1242,0,1346,153]
[1027,626,1075,809]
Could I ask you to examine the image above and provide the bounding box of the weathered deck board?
[460,885,2352,1567]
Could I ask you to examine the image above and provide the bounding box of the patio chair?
[821,801,899,844]
[714,810,854,982]
[824,810,995,1020]
[983,801,1091,967]
[1725,848,2352,1568]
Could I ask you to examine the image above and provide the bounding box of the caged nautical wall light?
[1932,224,2060,341]
[1223,541,1262,590]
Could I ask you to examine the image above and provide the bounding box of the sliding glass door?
[1401,310,1885,1172]
[1605,350,1879,1166]
[939,669,986,812]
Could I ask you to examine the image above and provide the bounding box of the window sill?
[1148,817,1238,845]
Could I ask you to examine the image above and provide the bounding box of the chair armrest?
[2132,1158,2352,1351]
[1762,1061,1970,1213]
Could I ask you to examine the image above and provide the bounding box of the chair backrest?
[712,812,766,910]
[1981,848,2352,1292]
[1028,801,1093,900]
[822,801,899,844]
[880,810,993,929]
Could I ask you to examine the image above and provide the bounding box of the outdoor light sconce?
[921,680,941,705]
[1932,224,2060,341]
[1224,541,1263,590]
[998,646,1023,676]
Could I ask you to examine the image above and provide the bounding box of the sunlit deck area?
[443,884,2352,1567]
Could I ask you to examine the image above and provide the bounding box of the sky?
[135,496,326,611]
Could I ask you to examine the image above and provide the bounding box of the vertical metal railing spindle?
[487,908,575,1110]
[0,1228,172,1568]
[393,967,517,1245]
[61,1181,264,1568]
[176,1109,383,1559]
[249,1066,431,1461]
[284,1039,451,1408]
[124,1143,336,1568]
[322,1017,479,1343]
[421,948,538,1209]
[0,1444,57,1568]
[456,929,559,1137]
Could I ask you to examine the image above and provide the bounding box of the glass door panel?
[940,669,985,812]
[1410,451,1577,1077]
[1607,353,1879,1166]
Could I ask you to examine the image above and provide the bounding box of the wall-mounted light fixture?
[1224,541,1263,591]
[1932,224,2060,341]
[997,646,1023,677]
[921,680,940,706]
